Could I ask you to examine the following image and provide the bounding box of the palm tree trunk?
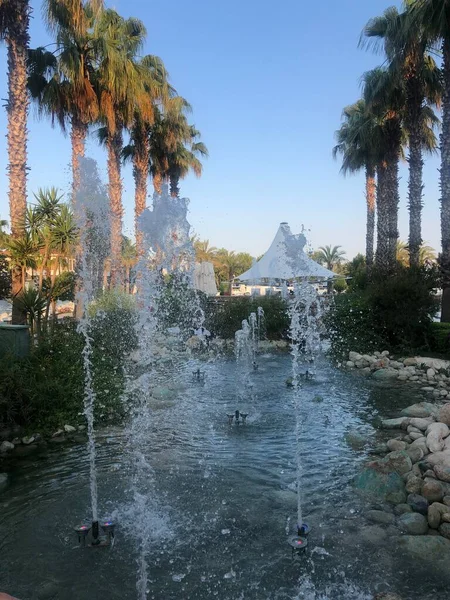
[169,175,180,198]
[7,0,30,325]
[107,130,124,287]
[375,163,390,273]
[386,154,400,271]
[133,150,149,255]
[365,167,376,269]
[441,37,450,322]
[153,172,163,195]
[71,117,88,202]
[406,69,424,270]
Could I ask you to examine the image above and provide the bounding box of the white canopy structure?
[237,222,336,282]
[193,262,218,296]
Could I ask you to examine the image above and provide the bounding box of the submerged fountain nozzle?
[297,522,310,537]
[74,524,91,545]
[192,368,205,382]
[252,361,259,371]
[101,520,116,540]
[227,413,234,425]
[288,535,308,555]
[91,520,100,546]
[240,412,248,423]
[235,409,240,423]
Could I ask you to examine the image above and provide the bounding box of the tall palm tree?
[408,0,450,319]
[122,55,172,252]
[362,5,441,268]
[121,236,137,294]
[363,67,405,272]
[333,100,379,268]
[95,9,147,285]
[167,126,208,198]
[193,238,218,263]
[1,0,31,323]
[5,231,41,290]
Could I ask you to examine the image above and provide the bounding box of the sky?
[0,0,442,259]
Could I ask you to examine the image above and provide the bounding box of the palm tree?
[396,239,437,266]
[316,245,347,271]
[0,219,8,247]
[167,127,208,198]
[95,9,147,285]
[333,100,379,268]
[193,238,218,263]
[121,236,137,294]
[122,55,172,253]
[362,5,441,268]
[1,0,31,323]
[5,231,41,290]
[407,0,450,319]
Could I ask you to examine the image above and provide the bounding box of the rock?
[409,417,435,431]
[393,503,413,516]
[0,472,8,490]
[421,387,435,392]
[374,594,403,600]
[37,580,60,599]
[439,523,450,539]
[424,469,436,479]
[426,423,450,453]
[355,359,370,368]
[354,462,406,504]
[427,368,436,380]
[421,480,444,503]
[64,425,76,433]
[381,350,390,357]
[52,430,63,438]
[14,444,39,456]
[366,510,395,525]
[385,451,413,475]
[78,425,86,431]
[359,525,387,545]
[345,429,367,450]
[409,432,424,441]
[349,351,363,362]
[381,418,409,430]
[434,464,450,483]
[423,449,450,467]
[11,437,21,445]
[438,404,450,426]
[428,503,443,528]
[362,354,376,364]
[390,361,403,369]
[0,441,14,452]
[407,493,429,515]
[397,512,428,535]
[386,439,407,452]
[405,476,423,495]
[442,513,450,523]
[403,402,438,419]
[396,534,450,564]
[372,368,398,380]
[404,358,418,367]
[403,435,412,443]
[406,446,424,464]
[346,361,355,368]
[22,436,35,445]
[441,390,449,397]
[444,496,450,507]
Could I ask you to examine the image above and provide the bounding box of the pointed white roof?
[238,223,336,282]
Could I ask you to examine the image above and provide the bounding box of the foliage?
[205,296,289,340]
[315,245,347,270]
[0,307,135,431]
[429,322,450,355]
[0,254,11,299]
[326,266,440,358]
[15,288,47,335]
[333,277,347,294]
[157,274,208,336]
[345,254,368,291]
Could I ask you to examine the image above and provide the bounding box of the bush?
[429,322,450,355]
[205,295,289,340]
[326,266,440,359]
[0,291,138,431]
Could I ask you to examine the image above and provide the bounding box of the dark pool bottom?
[0,355,449,600]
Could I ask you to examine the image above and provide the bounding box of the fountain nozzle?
[227,413,234,425]
[192,368,205,382]
[252,361,259,371]
[240,412,248,423]
[74,524,91,545]
[297,522,310,537]
[91,520,100,546]
[101,520,116,541]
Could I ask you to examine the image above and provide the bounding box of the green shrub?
[333,277,347,294]
[157,275,208,335]
[205,295,289,340]
[0,294,137,431]
[326,266,440,359]
[429,322,450,355]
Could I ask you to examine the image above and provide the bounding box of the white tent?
[193,262,218,296]
[237,222,336,282]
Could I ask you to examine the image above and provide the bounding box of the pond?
[0,354,448,600]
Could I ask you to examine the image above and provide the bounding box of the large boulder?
[0,441,14,453]
[407,493,429,515]
[438,404,450,427]
[406,446,424,464]
[434,464,450,483]
[384,451,413,475]
[386,439,407,452]
[395,534,450,564]
[422,479,444,503]
[397,512,428,535]
[401,402,437,418]
[366,510,395,525]
[345,429,367,450]
[354,461,406,504]
[381,417,410,430]
[405,476,422,495]
[349,351,363,362]
[426,423,450,453]
[372,368,398,381]
[439,523,450,539]
[409,417,435,431]
[424,449,450,468]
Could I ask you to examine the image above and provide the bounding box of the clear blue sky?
[0,0,442,258]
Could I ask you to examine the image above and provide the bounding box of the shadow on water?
[0,355,448,599]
